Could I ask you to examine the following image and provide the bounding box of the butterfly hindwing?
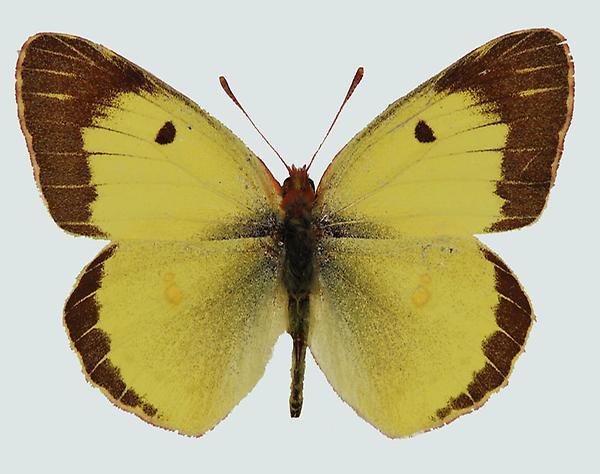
[316,29,574,237]
[17,33,280,241]
[64,238,286,435]
[310,237,532,437]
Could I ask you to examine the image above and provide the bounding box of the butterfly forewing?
[315,29,574,237]
[17,33,281,241]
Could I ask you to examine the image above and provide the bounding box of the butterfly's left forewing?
[17,33,281,241]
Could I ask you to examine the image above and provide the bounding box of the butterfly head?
[281,165,315,214]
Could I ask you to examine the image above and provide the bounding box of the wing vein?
[85,126,256,212]
[53,36,110,73]
[497,32,534,59]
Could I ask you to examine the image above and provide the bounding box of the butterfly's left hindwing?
[17,33,281,241]
[316,29,574,237]
[64,238,286,436]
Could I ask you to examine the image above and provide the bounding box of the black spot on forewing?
[415,120,436,143]
[155,121,176,144]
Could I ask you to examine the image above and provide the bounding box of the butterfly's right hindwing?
[309,237,532,437]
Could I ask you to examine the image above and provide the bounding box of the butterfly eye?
[308,179,315,191]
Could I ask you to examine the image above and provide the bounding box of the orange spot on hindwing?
[412,274,432,308]
[164,272,183,306]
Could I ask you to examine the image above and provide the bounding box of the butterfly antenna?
[219,76,291,173]
[306,66,364,171]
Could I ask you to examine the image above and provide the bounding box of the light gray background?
[1,1,597,472]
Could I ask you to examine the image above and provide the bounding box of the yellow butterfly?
[16,29,574,437]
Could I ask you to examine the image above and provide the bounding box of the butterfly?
[16,29,574,437]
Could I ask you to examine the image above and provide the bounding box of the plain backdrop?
[1,1,597,472]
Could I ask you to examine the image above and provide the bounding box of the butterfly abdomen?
[283,212,315,418]
[283,207,315,418]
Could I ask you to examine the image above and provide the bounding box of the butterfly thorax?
[280,166,316,417]
[281,166,316,296]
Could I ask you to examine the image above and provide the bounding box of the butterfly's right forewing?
[315,29,573,237]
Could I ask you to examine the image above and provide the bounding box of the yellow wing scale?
[17,33,280,241]
[316,29,573,237]
[319,90,508,236]
[310,237,532,437]
[84,87,277,240]
[65,238,286,435]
